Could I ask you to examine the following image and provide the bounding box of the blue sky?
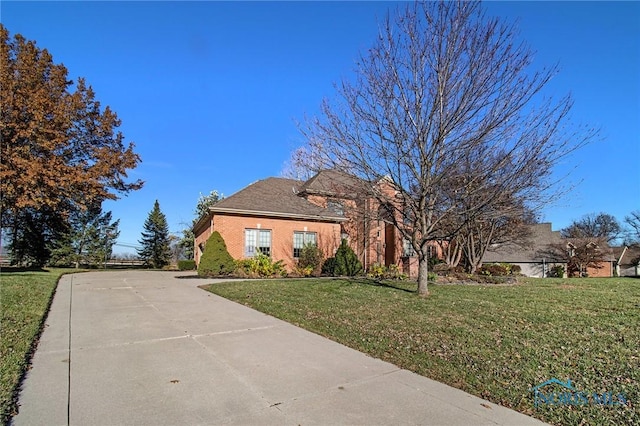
[2,1,638,254]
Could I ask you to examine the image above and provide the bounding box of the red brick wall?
[194,213,342,272]
[586,262,614,278]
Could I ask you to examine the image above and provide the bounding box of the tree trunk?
[417,256,430,296]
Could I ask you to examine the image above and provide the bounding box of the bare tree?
[543,237,609,277]
[624,210,640,246]
[561,212,622,244]
[296,1,594,294]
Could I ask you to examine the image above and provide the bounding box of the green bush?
[333,239,363,276]
[322,257,337,275]
[549,264,565,278]
[235,253,287,278]
[297,243,324,276]
[197,231,235,277]
[178,260,196,271]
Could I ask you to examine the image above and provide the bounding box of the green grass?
[203,277,639,425]
[0,268,68,425]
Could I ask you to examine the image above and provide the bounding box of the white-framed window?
[245,229,271,257]
[402,238,416,257]
[293,231,317,258]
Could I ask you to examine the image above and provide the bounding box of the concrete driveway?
[13,271,546,425]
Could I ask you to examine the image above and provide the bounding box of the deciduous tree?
[0,25,142,263]
[180,190,223,260]
[624,210,640,246]
[295,1,594,294]
[544,237,608,277]
[561,212,622,244]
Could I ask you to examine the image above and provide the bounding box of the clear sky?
[2,1,639,254]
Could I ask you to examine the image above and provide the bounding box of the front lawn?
[0,269,67,424]
[203,277,639,425]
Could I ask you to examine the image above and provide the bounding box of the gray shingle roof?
[482,223,563,263]
[210,177,346,222]
[298,169,369,198]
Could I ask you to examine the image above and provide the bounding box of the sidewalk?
[13,271,546,425]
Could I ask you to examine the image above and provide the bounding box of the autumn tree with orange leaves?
[0,25,142,265]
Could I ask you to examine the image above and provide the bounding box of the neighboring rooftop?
[482,223,563,263]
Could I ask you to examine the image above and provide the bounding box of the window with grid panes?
[293,231,317,258]
[245,229,271,257]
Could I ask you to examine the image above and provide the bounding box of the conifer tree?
[50,203,120,268]
[138,200,171,268]
[334,239,363,276]
[197,231,235,277]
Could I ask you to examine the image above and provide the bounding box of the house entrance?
[384,223,395,266]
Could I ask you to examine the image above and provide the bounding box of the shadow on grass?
[349,277,416,294]
[0,266,48,273]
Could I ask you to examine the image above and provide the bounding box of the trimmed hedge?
[178,260,196,271]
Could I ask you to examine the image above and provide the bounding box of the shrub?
[235,253,287,278]
[428,272,438,283]
[297,243,324,276]
[197,231,235,277]
[428,256,443,268]
[367,263,386,279]
[322,257,337,275]
[367,263,408,280]
[549,264,565,278]
[510,264,522,275]
[479,263,509,276]
[333,239,363,276]
[178,260,196,271]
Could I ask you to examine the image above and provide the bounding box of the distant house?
[482,223,617,278]
[481,223,567,277]
[193,170,424,277]
[614,245,640,277]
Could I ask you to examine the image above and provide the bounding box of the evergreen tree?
[138,200,171,268]
[7,206,66,267]
[197,231,235,277]
[333,239,363,276]
[50,203,120,268]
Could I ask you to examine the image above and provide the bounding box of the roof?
[206,177,346,223]
[298,169,369,198]
[483,223,619,264]
[614,245,640,265]
[482,223,564,263]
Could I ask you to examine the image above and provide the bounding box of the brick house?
[482,223,616,278]
[193,170,421,277]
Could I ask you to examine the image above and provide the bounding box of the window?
[293,231,317,258]
[245,229,271,257]
[327,200,344,216]
[402,238,416,257]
